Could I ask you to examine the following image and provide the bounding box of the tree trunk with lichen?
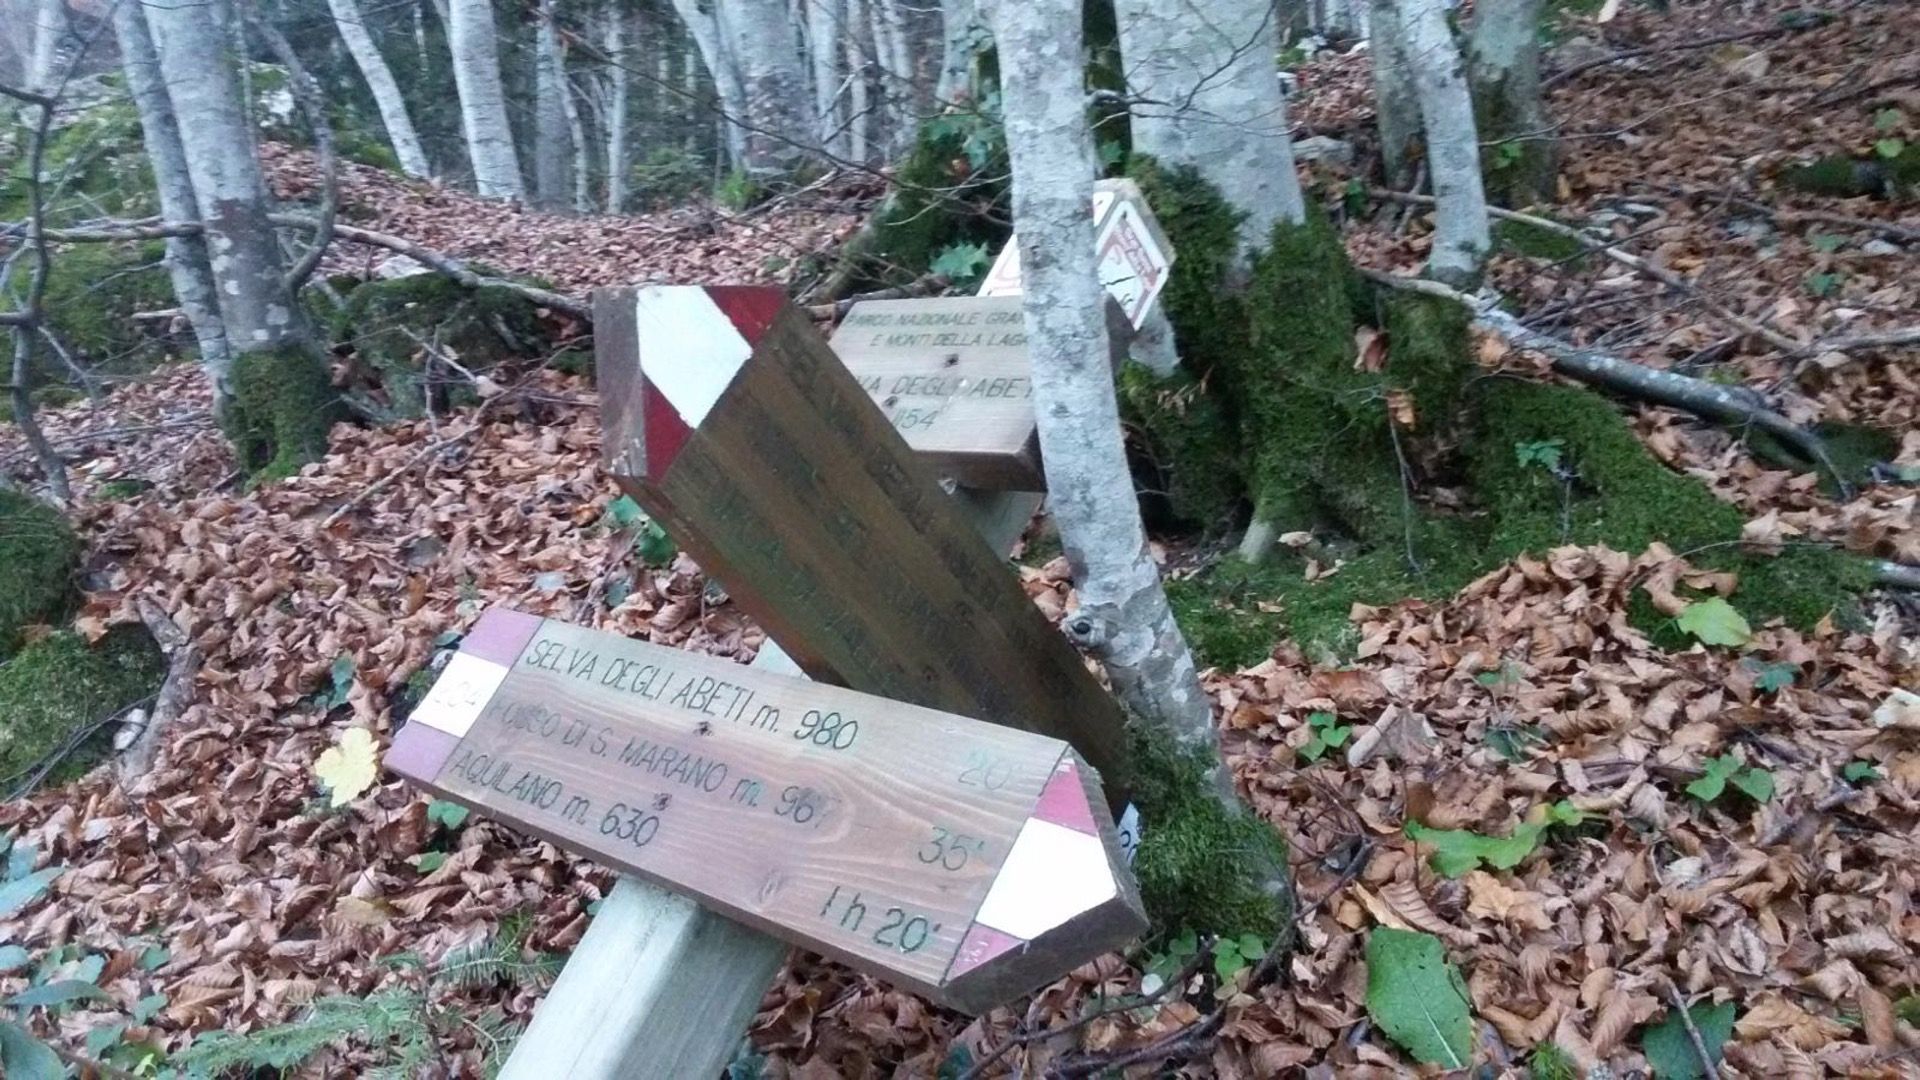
[326,0,433,178]
[142,0,336,477]
[1394,0,1491,284]
[1370,0,1422,189]
[448,0,526,200]
[1466,0,1555,206]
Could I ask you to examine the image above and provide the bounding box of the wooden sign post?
[392,608,1144,1012]
[978,178,1173,330]
[594,284,1129,787]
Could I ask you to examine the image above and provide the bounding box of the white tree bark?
[983,0,1216,756]
[1395,0,1489,283]
[110,0,233,388]
[603,6,631,211]
[142,0,304,374]
[1113,0,1305,262]
[668,0,750,168]
[844,0,872,163]
[448,0,526,199]
[870,0,915,156]
[936,0,984,103]
[326,0,433,178]
[26,0,63,92]
[805,0,847,157]
[533,0,574,209]
[1369,0,1420,188]
[713,0,817,174]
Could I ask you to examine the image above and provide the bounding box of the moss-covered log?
[331,273,547,420]
[0,627,164,790]
[0,490,79,658]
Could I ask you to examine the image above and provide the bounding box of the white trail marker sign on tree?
[391,608,1144,1012]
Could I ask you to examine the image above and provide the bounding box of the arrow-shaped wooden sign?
[389,608,1146,1013]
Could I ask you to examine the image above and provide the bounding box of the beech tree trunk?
[668,0,750,169]
[1394,0,1490,284]
[937,0,984,103]
[604,7,631,212]
[448,0,526,199]
[983,0,1215,757]
[805,0,847,157]
[1467,0,1554,205]
[1369,0,1420,188]
[713,0,817,174]
[26,0,64,92]
[870,0,915,157]
[325,0,433,178]
[142,0,334,472]
[533,0,574,209]
[1112,0,1306,263]
[110,0,233,388]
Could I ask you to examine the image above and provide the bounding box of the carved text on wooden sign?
[389,608,1146,1012]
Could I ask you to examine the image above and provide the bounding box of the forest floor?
[0,1,1916,1077]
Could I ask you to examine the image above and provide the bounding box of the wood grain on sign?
[595,284,1130,790]
[390,609,1147,1012]
[828,296,1042,490]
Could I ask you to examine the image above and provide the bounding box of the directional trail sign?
[390,608,1146,1013]
[977,178,1173,329]
[594,284,1130,789]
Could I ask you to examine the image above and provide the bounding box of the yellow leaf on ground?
[313,727,380,807]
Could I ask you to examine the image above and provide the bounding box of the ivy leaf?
[425,799,469,830]
[1731,766,1775,803]
[1405,820,1547,878]
[1745,659,1796,693]
[1642,1001,1736,1080]
[8,980,112,1008]
[1842,760,1881,784]
[606,494,644,529]
[325,654,356,710]
[312,728,380,808]
[1365,929,1474,1068]
[1686,754,1741,802]
[930,241,992,282]
[131,992,168,1025]
[0,1020,63,1080]
[0,868,60,918]
[1808,232,1846,254]
[1676,597,1752,647]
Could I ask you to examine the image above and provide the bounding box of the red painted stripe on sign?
[387,722,462,783]
[1032,757,1098,836]
[463,608,543,667]
[704,285,785,347]
[642,378,694,477]
[947,923,1025,981]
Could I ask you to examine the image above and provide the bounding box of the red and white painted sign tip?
[630,286,787,478]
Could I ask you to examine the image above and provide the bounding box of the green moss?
[1118,363,1242,528]
[1128,725,1290,941]
[38,240,175,374]
[1779,153,1917,200]
[1749,421,1897,492]
[226,343,340,480]
[0,627,163,790]
[0,490,79,658]
[1165,569,1285,669]
[1472,72,1556,207]
[0,101,155,223]
[1493,217,1584,262]
[332,274,545,420]
[867,120,1010,285]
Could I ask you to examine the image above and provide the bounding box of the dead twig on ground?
[805,273,953,321]
[117,598,200,784]
[1662,982,1724,1080]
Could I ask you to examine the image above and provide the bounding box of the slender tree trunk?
[142,0,335,475]
[668,0,750,168]
[604,7,631,212]
[448,0,526,199]
[713,0,817,175]
[937,0,983,103]
[844,0,871,163]
[26,0,64,92]
[1467,0,1554,205]
[983,0,1216,758]
[1369,0,1420,188]
[1112,0,1305,264]
[326,0,433,178]
[562,63,592,212]
[1395,0,1490,284]
[806,0,847,157]
[110,0,233,393]
[533,0,574,209]
[870,0,915,157]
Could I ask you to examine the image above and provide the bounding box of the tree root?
[1360,269,1855,498]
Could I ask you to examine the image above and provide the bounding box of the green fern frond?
[174,988,428,1073]
[432,914,561,990]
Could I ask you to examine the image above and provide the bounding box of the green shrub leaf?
[1676,597,1751,647]
[1365,929,1474,1068]
[1641,1000,1736,1080]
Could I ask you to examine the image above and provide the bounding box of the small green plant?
[1485,723,1546,762]
[1808,232,1846,254]
[1365,929,1474,1068]
[1842,759,1881,784]
[1641,1000,1736,1080]
[929,241,992,288]
[1686,753,1774,804]
[1211,933,1266,984]
[605,495,676,567]
[425,799,469,831]
[1297,711,1352,763]
[1513,438,1566,472]
[1875,137,1908,160]
[314,653,356,711]
[1528,1041,1580,1080]
[714,169,760,211]
[1805,270,1844,298]
[1744,657,1797,692]
[1875,107,1907,132]
[1404,801,1584,878]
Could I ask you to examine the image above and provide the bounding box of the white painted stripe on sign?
[634,285,751,427]
[974,817,1118,940]
[411,651,512,738]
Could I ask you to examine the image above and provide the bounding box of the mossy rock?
[0,99,155,223]
[0,490,79,659]
[225,342,342,481]
[331,274,548,421]
[0,627,164,792]
[1780,151,1919,200]
[38,240,176,375]
[1118,363,1242,529]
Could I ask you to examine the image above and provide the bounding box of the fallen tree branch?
[117,598,199,783]
[246,14,336,294]
[1373,189,1806,354]
[1360,269,1853,497]
[805,272,952,320]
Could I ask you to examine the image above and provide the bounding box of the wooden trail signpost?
[391,608,1144,1012]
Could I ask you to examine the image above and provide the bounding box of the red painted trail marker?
[392,608,1146,1012]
